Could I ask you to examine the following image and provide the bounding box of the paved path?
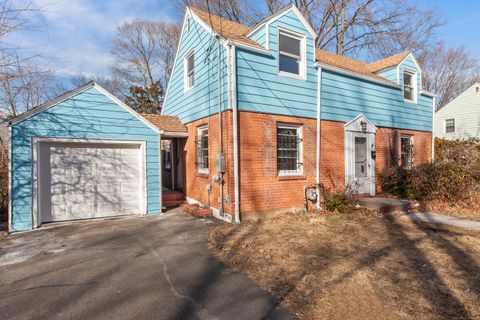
[403,212,480,230]
[0,209,296,320]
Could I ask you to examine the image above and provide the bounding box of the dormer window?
[403,70,416,103]
[184,50,195,91]
[278,29,305,78]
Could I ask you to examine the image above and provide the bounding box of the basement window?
[400,135,413,169]
[185,50,195,91]
[445,119,455,133]
[197,125,208,174]
[277,124,303,175]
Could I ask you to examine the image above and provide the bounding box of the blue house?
[7,5,434,231]
[161,4,434,222]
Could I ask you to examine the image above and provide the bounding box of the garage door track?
[0,209,296,320]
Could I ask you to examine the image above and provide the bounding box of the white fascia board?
[162,9,189,115]
[9,81,96,125]
[246,4,317,39]
[228,40,271,56]
[420,90,436,97]
[315,62,400,88]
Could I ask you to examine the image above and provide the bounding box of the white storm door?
[346,132,375,195]
[40,142,143,222]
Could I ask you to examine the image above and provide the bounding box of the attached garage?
[9,82,162,232]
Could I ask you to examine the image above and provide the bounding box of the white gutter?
[316,63,400,88]
[8,125,12,232]
[228,41,240,223]
[431,96,436,162]
[316,66,322,209]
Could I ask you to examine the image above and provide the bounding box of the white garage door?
[39,142,144,222]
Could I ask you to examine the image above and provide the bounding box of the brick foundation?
[179,110,432,218]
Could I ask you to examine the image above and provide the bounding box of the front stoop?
[162,190,185,209]
[354,197,411,214]
[181,203,213,216]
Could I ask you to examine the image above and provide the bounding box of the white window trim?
[197,125,208,174]
[277,123,303,176]
[403,69,417,103]
[184,49,195,92]
[277,27,306,80]
[444,118,455,134]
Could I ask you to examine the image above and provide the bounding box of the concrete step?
[354,197,411,214]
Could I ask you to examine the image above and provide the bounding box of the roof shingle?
[141,114,187,133]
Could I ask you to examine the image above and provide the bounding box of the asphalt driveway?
[0,208,296,320]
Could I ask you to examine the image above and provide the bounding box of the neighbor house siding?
[434,83,480,140]
[10,87,160,231]
[236,10,317,119]
[162,14,228,124]
[320,69,433,132]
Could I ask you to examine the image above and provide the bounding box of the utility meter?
[216,152,225,173]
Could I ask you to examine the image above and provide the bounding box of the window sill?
[404,98,417,104]
[278,71,305,80]
[277,174,306,181]
[196,172,209,178]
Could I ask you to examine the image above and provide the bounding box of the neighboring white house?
[0,109,9,146]
[434,83,480,140]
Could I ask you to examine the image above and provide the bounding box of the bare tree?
[111,20,180,113]
[0,55,55,117]
[421,44,480,110]
[70,73,126,99]
[174,0,442,60]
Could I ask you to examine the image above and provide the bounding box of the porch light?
[360,121,367,132]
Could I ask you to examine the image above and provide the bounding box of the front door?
[345,115,377,196]
[175,139,185,191]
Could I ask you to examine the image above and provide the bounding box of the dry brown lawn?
[209,210,480,320]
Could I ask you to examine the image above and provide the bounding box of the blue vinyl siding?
[236,10,317,118]
[376,67,397,83]
[162,15,228,123]
[321,69,432,131]
[250,26,266,47]
[399,55,422,92]
[10,87,160,231]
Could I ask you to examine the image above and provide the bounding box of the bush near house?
[0,145,7,223]
[379,138,480,216]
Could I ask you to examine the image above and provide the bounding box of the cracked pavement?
[0,208,296,320]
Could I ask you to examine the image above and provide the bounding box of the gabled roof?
[9,82,160,133]
[141,114,187,133]
[368,51,411,72]
[189,6,415,85]
[190,8,264,50]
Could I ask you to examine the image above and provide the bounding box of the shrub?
[322,190,352,213]
[379,138,480,203]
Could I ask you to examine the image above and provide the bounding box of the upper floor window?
[403,70,416,103]
[278,30,304,78]
[197,125,208,174]
[184,50,195,91]
[277,124,303,175]
[445,119,455,133]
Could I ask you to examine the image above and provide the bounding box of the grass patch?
[209,210,480,320]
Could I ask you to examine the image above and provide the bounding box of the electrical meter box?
[216,152,225,173]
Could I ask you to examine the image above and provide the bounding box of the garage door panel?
[40,142,143,222]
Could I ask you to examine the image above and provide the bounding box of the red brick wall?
[182,111,432,217]
[183,111,235,215]
[237,111,317,215]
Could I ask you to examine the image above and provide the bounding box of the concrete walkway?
[403,212,480,230]
[0,208,296,320]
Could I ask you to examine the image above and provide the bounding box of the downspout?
[316,64,322,209]
[8,124,12,232]
[217,36,225,217]
[228,40,240,223]
[431,96,435,162]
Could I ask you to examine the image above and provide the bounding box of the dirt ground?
[209,210,480,320]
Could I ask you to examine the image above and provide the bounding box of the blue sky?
[5,0,480,81]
